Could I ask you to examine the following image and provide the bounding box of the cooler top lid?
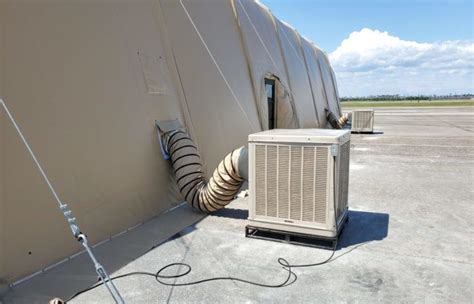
[248,129,350,144]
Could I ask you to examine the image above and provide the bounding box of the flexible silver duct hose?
[165,130,247,213]
[325,109,349,129]
[338,113,350,127]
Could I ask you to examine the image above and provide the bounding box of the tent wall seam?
[300,38,323,128]
[230,0,264,131]
[179,0,259,133]
[154,0,201,154]
[236,0,301,128]
[279,26,322,127]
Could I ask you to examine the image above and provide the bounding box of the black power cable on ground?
[64,249,336,303]
[64,158,344,303]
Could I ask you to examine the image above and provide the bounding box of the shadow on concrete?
[210,207,248,219]
[209,208,389,251]
[2,206,388,303]
[147,223,200,254]
[351,131,384,135]
[338,210,389,249]
[0,204,206,304]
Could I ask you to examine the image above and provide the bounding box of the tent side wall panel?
[0,114,4,289]
[329,62,343,116]
[234,0,294,130]
[315,48,341,117]
[0,5,5,289]
[160,0,260,174]
[301,38,330,127]
[0,0,345,286]
[275,20,319,128]
[0,1,185,282]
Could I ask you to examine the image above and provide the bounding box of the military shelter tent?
[0,0,343,287]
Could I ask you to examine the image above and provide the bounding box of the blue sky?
[261,0,474,96]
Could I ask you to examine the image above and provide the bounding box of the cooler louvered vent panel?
[290,147,302,220]
[253,144,330,224]
[266,145,278,217]
[337,141,350,220]
[353,111,373,129]
[302,147,315,222]
[315,147,328,223]
[255,145,266,216]
[277,146,289,218]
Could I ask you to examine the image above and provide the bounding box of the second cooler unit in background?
[351,110,375,133]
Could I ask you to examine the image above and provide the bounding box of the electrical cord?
[64,257,298,303]
[64,250,335,303]
[64,158,342,303]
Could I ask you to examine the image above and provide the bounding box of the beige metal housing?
[351,110,375,133]
[248,129,350,238]
[0,0,344,286]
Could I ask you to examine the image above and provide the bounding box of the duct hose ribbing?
[326,109,349,129]
[165,130,246,213]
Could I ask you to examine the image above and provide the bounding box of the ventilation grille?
[336,141,350,220]
[254,144,330,224]
[353,111,373,130]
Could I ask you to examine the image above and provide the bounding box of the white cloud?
[329,28,474,96]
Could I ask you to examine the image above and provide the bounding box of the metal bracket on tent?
[155,119,183,160]
[60,204,82,238]
[60,204,125,304]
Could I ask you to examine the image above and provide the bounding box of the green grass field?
[341,99,474,108]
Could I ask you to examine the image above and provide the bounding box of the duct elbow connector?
[165,130,247,213]
[338,113,350,127]
[326,108,349,129]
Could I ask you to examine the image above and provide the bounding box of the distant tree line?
[341,94,473,102]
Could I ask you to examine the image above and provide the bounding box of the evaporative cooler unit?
[246,129,350,248]
[351,110,374,133]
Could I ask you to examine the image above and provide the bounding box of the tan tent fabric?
[300,38,330,127]
[329,63,343,116]
[160,0,260,174]
[0,0,184,283]
[234,0,297,130]
[275,20,319,128]
[0,13,4,286]
[0,109,4,287]
[315,47,341,117]
[0,0,344,285]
